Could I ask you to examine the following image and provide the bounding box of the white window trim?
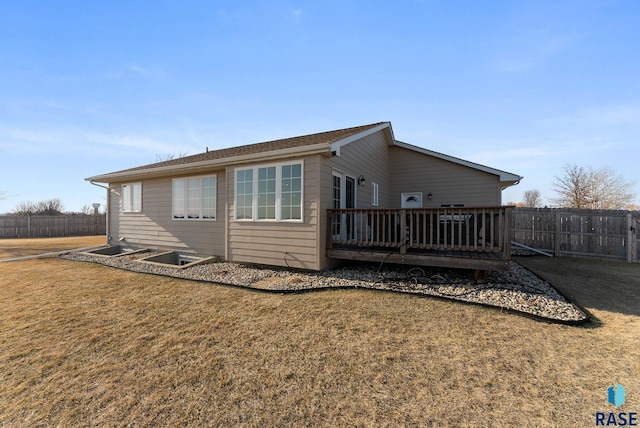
[371,182,379,207]
[234,160,304,222]
[332,171,343,209]
[172,174,217,221]
[121,182,142,213]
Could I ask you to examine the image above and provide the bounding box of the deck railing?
[327,207,513,256]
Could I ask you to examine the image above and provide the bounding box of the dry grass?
[1,238,639,427]
[0,235,105,259]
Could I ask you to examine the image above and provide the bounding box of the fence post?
[326,210,333,251]
[554,210,562,257]
[627,213,633,263]
[27,215,31,238]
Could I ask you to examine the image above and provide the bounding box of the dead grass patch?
[0,235,105,259]
[0,239,639,426]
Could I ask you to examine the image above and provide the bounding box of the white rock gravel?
[61,250,588,323]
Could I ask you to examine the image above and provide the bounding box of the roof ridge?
[91,122,387,178]
[206,121,386,158]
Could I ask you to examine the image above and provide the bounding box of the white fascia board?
[329,122,391,156]
[86,143,330,183]
[393,140,523,185]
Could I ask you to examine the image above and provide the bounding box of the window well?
[85,246,148,257]
[136,251,217,269]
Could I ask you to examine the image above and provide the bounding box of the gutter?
[86,143,332,183]
[89,181,110,245]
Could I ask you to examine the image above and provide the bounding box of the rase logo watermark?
[596,383,637,426]
[610,384,626,408]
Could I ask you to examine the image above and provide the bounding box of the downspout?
[89,181,110,245]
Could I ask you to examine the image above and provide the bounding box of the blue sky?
[1,0,639,213]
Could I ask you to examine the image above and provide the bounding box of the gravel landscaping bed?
[61,250,589,323]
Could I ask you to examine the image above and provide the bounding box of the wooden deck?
[326,207,513,271]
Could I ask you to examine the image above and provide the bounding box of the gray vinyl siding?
[109,172,226,256]
[227,156,320,270]
[389,146,502,208]
[318,130,393,269]
[325,131,392,208]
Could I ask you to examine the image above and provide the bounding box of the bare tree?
[14,198,65,215]
[522,189,542,208]
[14,201,36,215]
[156,151,188,162]
[552,164,635,209]
[80,204,93,215]
[0,190,6,200]
[36,198,65,215]
[79,204,102,215]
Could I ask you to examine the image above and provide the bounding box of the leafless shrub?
[522,189,542,207]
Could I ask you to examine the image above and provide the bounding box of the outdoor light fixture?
[427,192,433,200]
[358,175,366,186]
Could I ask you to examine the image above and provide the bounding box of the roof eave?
[86,143,331,183]
[500,179,522,190]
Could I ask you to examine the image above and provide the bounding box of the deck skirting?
[327,247,510,271]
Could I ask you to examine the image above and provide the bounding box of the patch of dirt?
[251,276,284,290]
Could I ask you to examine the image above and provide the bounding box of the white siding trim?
[329,122,391,156]
[371,182,379,207]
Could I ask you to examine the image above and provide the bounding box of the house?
[87,122,522,272]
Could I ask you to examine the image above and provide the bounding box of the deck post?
[474,269,489,282]
[400,209,407,254]
[504,207,513,257]
[627,213,633,263]
[326,210,333,252]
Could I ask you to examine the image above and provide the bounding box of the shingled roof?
[87,122,388,182]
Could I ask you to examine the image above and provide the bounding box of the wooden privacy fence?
[0,215,106,238]
[512,208,639,263]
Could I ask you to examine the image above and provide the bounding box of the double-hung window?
[173,175,217,220]
[122,182,142,213]
[235,161,303,221]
